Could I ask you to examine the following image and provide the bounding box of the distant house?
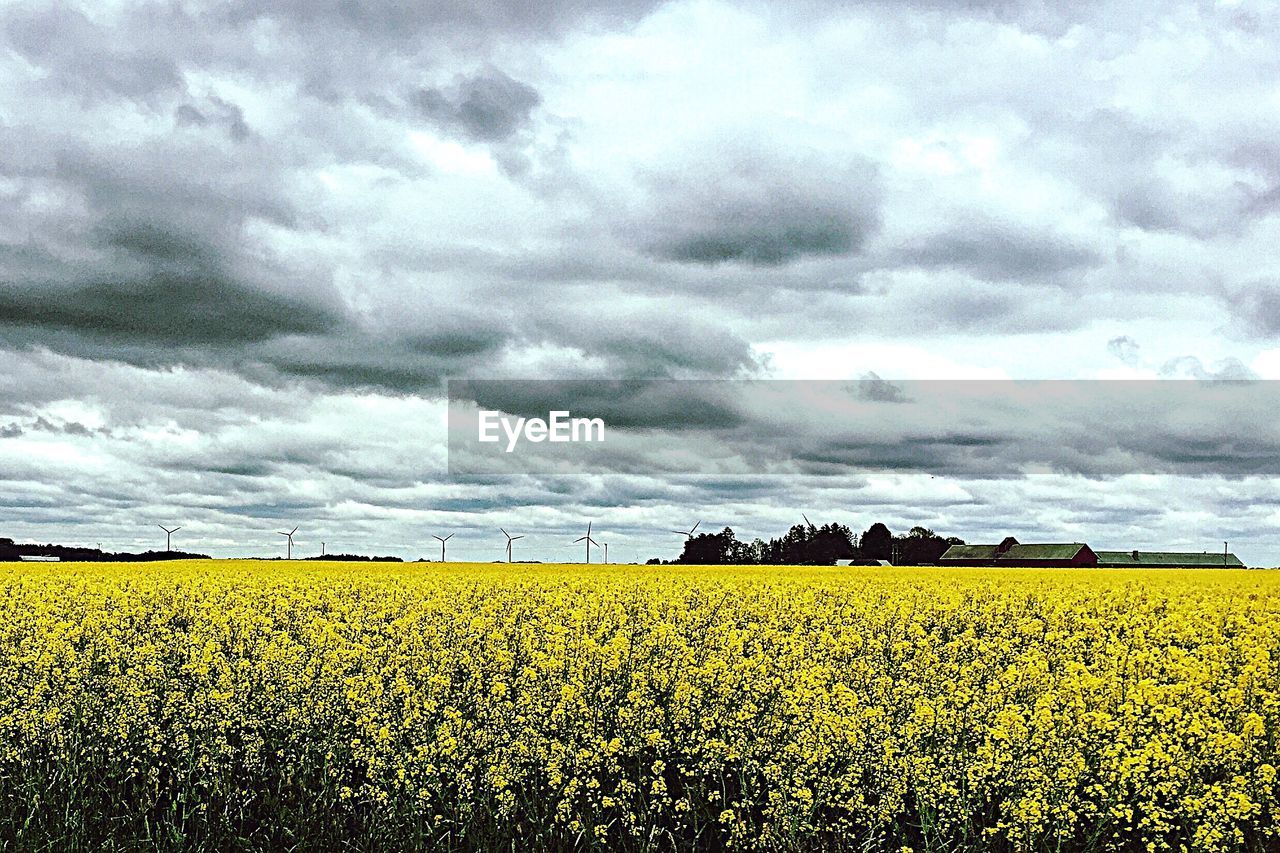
[940,537,1098,568]
[1095,549,1245,568]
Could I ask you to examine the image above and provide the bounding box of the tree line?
[0,538,211,562]
[649,523,964,566]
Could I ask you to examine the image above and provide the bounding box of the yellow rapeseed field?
[0,561,1277,852]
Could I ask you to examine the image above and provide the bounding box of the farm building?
[939,537,1247,568]
[940,537,1097,567]
[1095,549,1244,568]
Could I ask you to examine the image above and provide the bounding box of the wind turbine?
[672,520,701,540]
[432,533,454,562]
[500,528,524,563]
[575,522,600,564]
[277,526,298,560]
[158,524,181,552]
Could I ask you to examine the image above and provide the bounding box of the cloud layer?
[3,0,1280,561]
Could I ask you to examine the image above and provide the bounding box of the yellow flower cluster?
[0,561,1277,851]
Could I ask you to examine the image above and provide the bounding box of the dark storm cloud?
[450,380,1280,481]
[903,288,1078,333]
[56,144,298,236]
[4,0,1280,564]
[1227,282,1280,338]
[0,105,761,392]
[450,380,747,430]
[1063,109,1280,240]
[243,322,524,393]
[405,328,509,358]
[221,0,670,44]
[893,221,1103,283]
[0,119,357,379]
[0,271,340,347]
[1110,179,1258,239]
[0,151,345,353]
[411,68,541,142]
[4,4,184,102]
[792,432,1009,477]
[1113,180,1202,235]
[174,96,252,142]
[632,150,880,266]
[580,322,760,377]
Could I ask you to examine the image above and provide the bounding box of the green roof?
[940,543,1088,562]
[1001,543,1088,561]
[1095,550,1245,568]
[939,544,999,560]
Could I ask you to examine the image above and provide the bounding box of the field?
[1,562,1278,852]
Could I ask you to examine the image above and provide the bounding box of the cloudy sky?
[3,0,1280,563]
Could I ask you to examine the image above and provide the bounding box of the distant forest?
[0,537,211,562]
[650,523,964,566]
[0,538,409,563]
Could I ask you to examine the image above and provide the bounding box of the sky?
[3,0,1280,563]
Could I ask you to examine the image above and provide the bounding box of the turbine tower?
[432,533,454,563]
[575,521,600,564]
[603,542,608,564]
[277,526,298,560]
[501,528,524,563]
[158,524,181,552]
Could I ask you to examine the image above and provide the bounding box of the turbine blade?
[443,534,454,541]
[586,521,592,536]
[803,514,812,527]
[500,528,509,537]
[173,527,181,533]
[512,535,525,540]
[690,521,700,535]
[291,526,299,535]
[575,536,586,543]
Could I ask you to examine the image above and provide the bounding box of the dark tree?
[808,523,858,564]
[676,527,741,564]
[659,520,952,567]
[892,528,964,565]
[860,523,893,561]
